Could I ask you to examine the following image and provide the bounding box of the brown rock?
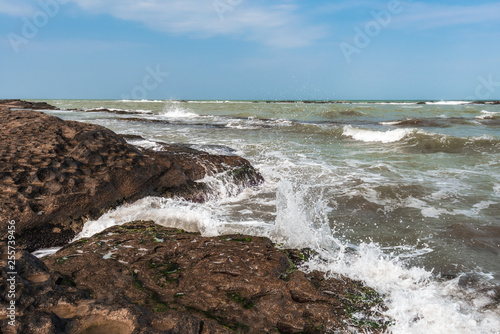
[0,99,59,110]
[38,221,388,333]
[0,101,262,251]
[0,221,389,333]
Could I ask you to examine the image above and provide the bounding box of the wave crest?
[342,126,500,153]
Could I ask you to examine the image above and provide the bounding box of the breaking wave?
[342,126,500,153]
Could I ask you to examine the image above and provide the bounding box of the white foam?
[159,103,199,118]
[74,197,219,240]
[303,243,500,334]
[380,121,404,126]
[476,110,500,120]
[494,184,500,198]
[425,101,470,105]
[225,121,260,130]
[126,139,164,151]
[342,125,415,143]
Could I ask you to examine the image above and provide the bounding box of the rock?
[0,99,59,110]
[84,108,145,115]
[0,102,263,251]
[0,221,390,333]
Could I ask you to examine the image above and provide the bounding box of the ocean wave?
[379,118,448,127]
[342,126,500,153]
[225,118,294,130]
[370,102,418,105]
[424,101,471,106]
[342,125,416,143]
[118,99,165,103]
[159,103,199,118]
[476,110,500,120]
[321,109,367,118]
[225,122,261,130]
[405,132,500,153]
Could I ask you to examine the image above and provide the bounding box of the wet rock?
[0,99,59,110]
[84,108,144,115]
[0,102,263,251]
[472,101,500,105]
[0,221,389,333]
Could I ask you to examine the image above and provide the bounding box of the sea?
[36,99,500,333]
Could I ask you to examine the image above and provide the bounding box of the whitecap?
[342,125,416,143]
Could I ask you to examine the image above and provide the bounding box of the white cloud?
[67,0,327,48]
[393,2,500,29]
[0,0,36,16]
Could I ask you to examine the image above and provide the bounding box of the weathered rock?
[0,99,59,110]
[0,239,228,334]
[0,101,262,251]
[0,221,389,333]
[83,108,145,115]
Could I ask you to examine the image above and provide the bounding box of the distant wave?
[342,125,415,143]
[424,101,470,106]
[379,118,448,127]
[118,99,165,103]
[476,110,500,120]
[342,125,500,153]
[159,103,199,118]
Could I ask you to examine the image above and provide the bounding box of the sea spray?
[75,197,219,239]
[160,101,199,118]
[272,179,338,250]
[303,243,500,334]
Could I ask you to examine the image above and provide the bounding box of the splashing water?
[159,101,199,118]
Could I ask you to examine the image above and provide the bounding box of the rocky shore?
[0,100,262,251]
[0,101,389,333]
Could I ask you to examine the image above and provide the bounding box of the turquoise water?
[40,99,500,333]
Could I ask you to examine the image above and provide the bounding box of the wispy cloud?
[0,0,36,16]
[66,0,327,48]
[393,1,500,29]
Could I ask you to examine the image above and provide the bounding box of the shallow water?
[40,99,500,333]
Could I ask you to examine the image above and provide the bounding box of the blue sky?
[1,0,499,100]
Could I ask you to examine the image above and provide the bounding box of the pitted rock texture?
[43,221,389,333]
[0,101,262,251]
[0,221,389,333]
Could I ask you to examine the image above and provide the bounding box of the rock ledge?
[0,221,390,333]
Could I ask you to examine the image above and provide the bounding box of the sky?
[0,0,499,100]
